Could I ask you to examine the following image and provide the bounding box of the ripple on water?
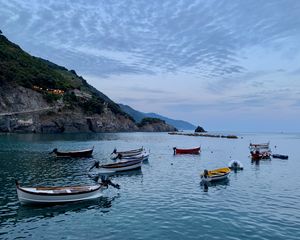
[0,132,300,239]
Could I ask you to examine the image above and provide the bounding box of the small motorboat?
[272,154,288,160]
[15,180,106,205]
[90,158,143,173]
[173,147,201,155]
[200,167,231,182]
[228,160,244,170]
[251,150,272,160]
[110,147,144,159]
[249,142,271,160]
[50,147,94,158]
[249,142,270,150]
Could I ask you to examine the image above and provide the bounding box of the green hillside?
[0,33,131,119]
[119,104,197,130]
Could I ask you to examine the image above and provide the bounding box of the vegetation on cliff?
[0,33,132,119]
[138,117,165,127]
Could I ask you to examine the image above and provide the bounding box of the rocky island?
[0,33,176,133]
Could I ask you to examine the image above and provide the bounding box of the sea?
[0,132,299,240]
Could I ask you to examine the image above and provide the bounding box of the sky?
[0,0,300,132]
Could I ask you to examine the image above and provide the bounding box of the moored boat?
[228,160,244,170]
[251,150,272,160]
[272,154,288,159]
[112,150,150,162]
[16,181,103,205]
[50,147,94,158]
[249,142,271,160]
[173,147,201,155]
[110,147,144,159]
[249,142,270,149]
[90,158,143,173]
[200,167,231,182]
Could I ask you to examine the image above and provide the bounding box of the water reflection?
[200,178,230,192]
[251,158,272,166]
[88,169,143,181]
[13,195,119,223]
[0,133,119,143]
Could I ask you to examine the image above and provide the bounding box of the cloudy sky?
[1,0,300,132]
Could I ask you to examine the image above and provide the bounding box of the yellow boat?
[200,167,231,182]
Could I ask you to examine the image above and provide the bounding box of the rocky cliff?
[0,34,175,133]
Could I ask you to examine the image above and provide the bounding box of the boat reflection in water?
[200,178,230,192]
[89,168,142,180]
[16,195,119,223]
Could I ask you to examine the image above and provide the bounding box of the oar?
[89,161,100,171]
[49,148,58,154]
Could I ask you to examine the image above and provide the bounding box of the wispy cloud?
[1,0,300,130]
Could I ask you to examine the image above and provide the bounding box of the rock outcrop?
[195,126,206,133]
[138,118,177,132]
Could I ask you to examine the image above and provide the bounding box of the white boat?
[249,142,272,160]
[110,147,144,159]
[228,160,244,170]
[16,181,104,205]
[91,158,143,173]
[200,167,231,182]
[113,150,150,162]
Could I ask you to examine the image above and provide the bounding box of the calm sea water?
[0,132,300,240]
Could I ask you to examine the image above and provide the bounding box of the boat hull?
[113,151,150,162]
[54,148,94,158]
[16,185,103,205]
[272,154,288,159]
[174,147,200,154]
[201,172,230,182]
[110,149,144,159]
[200,167,231,182]
[251,151,272,160]
[99,159,143,173]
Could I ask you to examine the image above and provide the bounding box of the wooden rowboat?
[50,147,94,158]
[90,158,143,173]
[110,147,144,159]
[173,147,200,155]
[200,167,231,182]
[272,154,288,160]
[112,150,150,162]
[15,181,103,205]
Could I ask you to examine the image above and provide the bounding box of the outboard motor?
[203,169,209,178]
[100,176,120,189]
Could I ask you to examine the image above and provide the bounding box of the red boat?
[251,150,271,160]
[173,147,201,155]
[249,142,271,160]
